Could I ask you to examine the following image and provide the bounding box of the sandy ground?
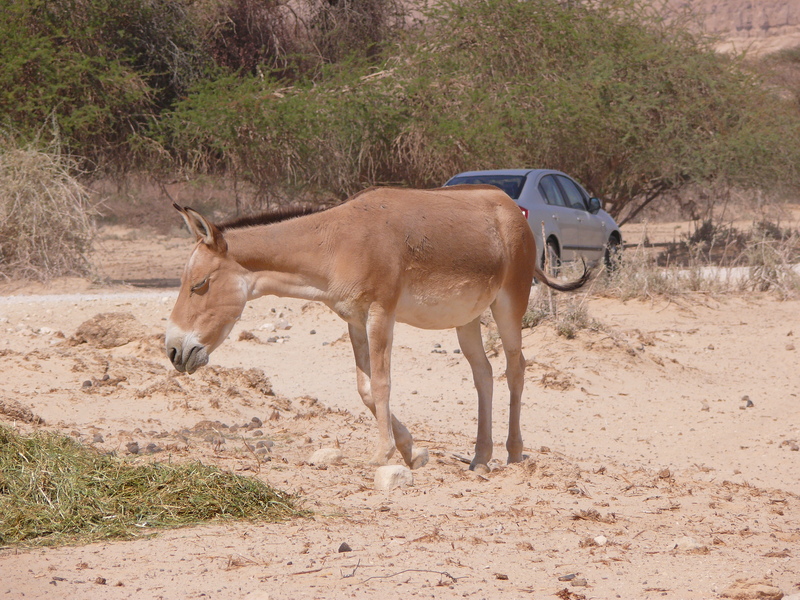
[1,225,799,600]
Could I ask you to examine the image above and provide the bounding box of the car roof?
[449,169,560,178]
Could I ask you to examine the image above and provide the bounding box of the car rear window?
[445,175,527,200]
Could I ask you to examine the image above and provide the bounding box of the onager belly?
[395,285,497,330]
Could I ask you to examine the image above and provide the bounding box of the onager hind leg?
[456,317,494,471]
[491,294,528,464]
[348,322,429,469]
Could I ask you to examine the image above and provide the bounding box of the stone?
[72,312,146,349]
[671,536,702,551]
[374,465,413,490]
[720,578,784,600]
[308,447,344,466]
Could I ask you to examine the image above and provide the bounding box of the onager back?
[166,186,589,471]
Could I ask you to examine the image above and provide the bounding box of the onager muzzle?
[165,327,209,374]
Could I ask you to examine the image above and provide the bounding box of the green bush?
[391,0,800,223]
[161,0,800,217]
[0,0,207,168]
[2,0,799,219]
[161,61,407,204]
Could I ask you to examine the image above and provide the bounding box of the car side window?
[538,176,566,207]
[556,176,589,211]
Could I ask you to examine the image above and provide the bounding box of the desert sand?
[0,225,798,600]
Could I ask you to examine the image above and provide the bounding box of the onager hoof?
[507,453,525,464]
[368,447,394,467]
[408,447,429,470]
[469,462,491,475]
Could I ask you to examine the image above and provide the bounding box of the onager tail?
[532,260,592,292]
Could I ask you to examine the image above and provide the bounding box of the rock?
[720,578,784,600]
[0,398,44,424]
[256,440,274,450]
[308,448,344,466]
[374,465,413,490]
[594,535,608,546]
[338,542,352,553]
[92,433,104,443]
[126,442,140,455]
[238,330,258,342]
[571,578,588,587]
[671,536,702,551]
[72,313,146,348]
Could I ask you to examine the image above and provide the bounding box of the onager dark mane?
[218,204,328,231]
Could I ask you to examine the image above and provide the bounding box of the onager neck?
[225,216,334,304]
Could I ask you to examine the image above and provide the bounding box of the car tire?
[604,236,621,272]
[542,239,561,277]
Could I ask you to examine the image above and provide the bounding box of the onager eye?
[190,277,209,294]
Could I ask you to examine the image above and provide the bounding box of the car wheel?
[542,239,561,277]
[604,236,621,272]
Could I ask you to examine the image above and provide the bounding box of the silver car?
[444,169,622,271]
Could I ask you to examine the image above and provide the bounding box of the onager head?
[165,204,249,374]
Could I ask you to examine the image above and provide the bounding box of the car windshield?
[446,175,527,200]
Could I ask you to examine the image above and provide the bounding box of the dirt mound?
[71,312,148,348]
[0,398,43,424]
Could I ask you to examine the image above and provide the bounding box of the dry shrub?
[0,138,96,279]
[742,230,800,298]
[523,288,598,339]
[599,221,800,300]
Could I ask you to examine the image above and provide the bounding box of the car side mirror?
[588,197,602,214]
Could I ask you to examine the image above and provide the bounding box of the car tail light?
[519,206,529,219]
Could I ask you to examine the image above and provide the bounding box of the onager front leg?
[348,320,428,469]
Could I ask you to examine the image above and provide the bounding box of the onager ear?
[173,203,228,254]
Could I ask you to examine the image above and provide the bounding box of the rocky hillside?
[673,0,800,54]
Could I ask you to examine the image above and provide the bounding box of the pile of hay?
[0,137,95,279]
[0,426,301,546]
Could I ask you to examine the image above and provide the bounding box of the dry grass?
[0,426,302,547]
[597,222,800,301]
[523,288,600,339]
[0,136,96,279]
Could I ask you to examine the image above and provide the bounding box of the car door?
[536,174,581,260]
[555,175,607,261]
